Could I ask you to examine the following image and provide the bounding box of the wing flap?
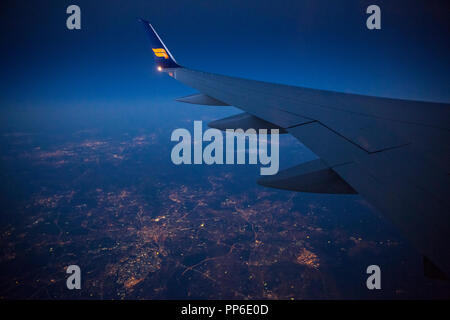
[257,159,357,194]
[175,93,230,106]
[208,112,287,132]
[288,122,367,166]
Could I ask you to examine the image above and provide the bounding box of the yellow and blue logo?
[152,48,169,59]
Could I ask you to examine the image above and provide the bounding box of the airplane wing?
[140,20,450,279]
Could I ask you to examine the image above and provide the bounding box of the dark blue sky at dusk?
[1,0,449,109]
[1,1,450,299]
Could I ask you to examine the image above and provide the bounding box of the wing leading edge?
[141,21,450,278]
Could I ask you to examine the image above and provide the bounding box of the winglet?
[140,19,180,70]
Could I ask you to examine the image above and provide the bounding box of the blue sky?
[0,1,449,298]
[0,0,449,109]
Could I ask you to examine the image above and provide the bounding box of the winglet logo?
[152,48,169,59]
